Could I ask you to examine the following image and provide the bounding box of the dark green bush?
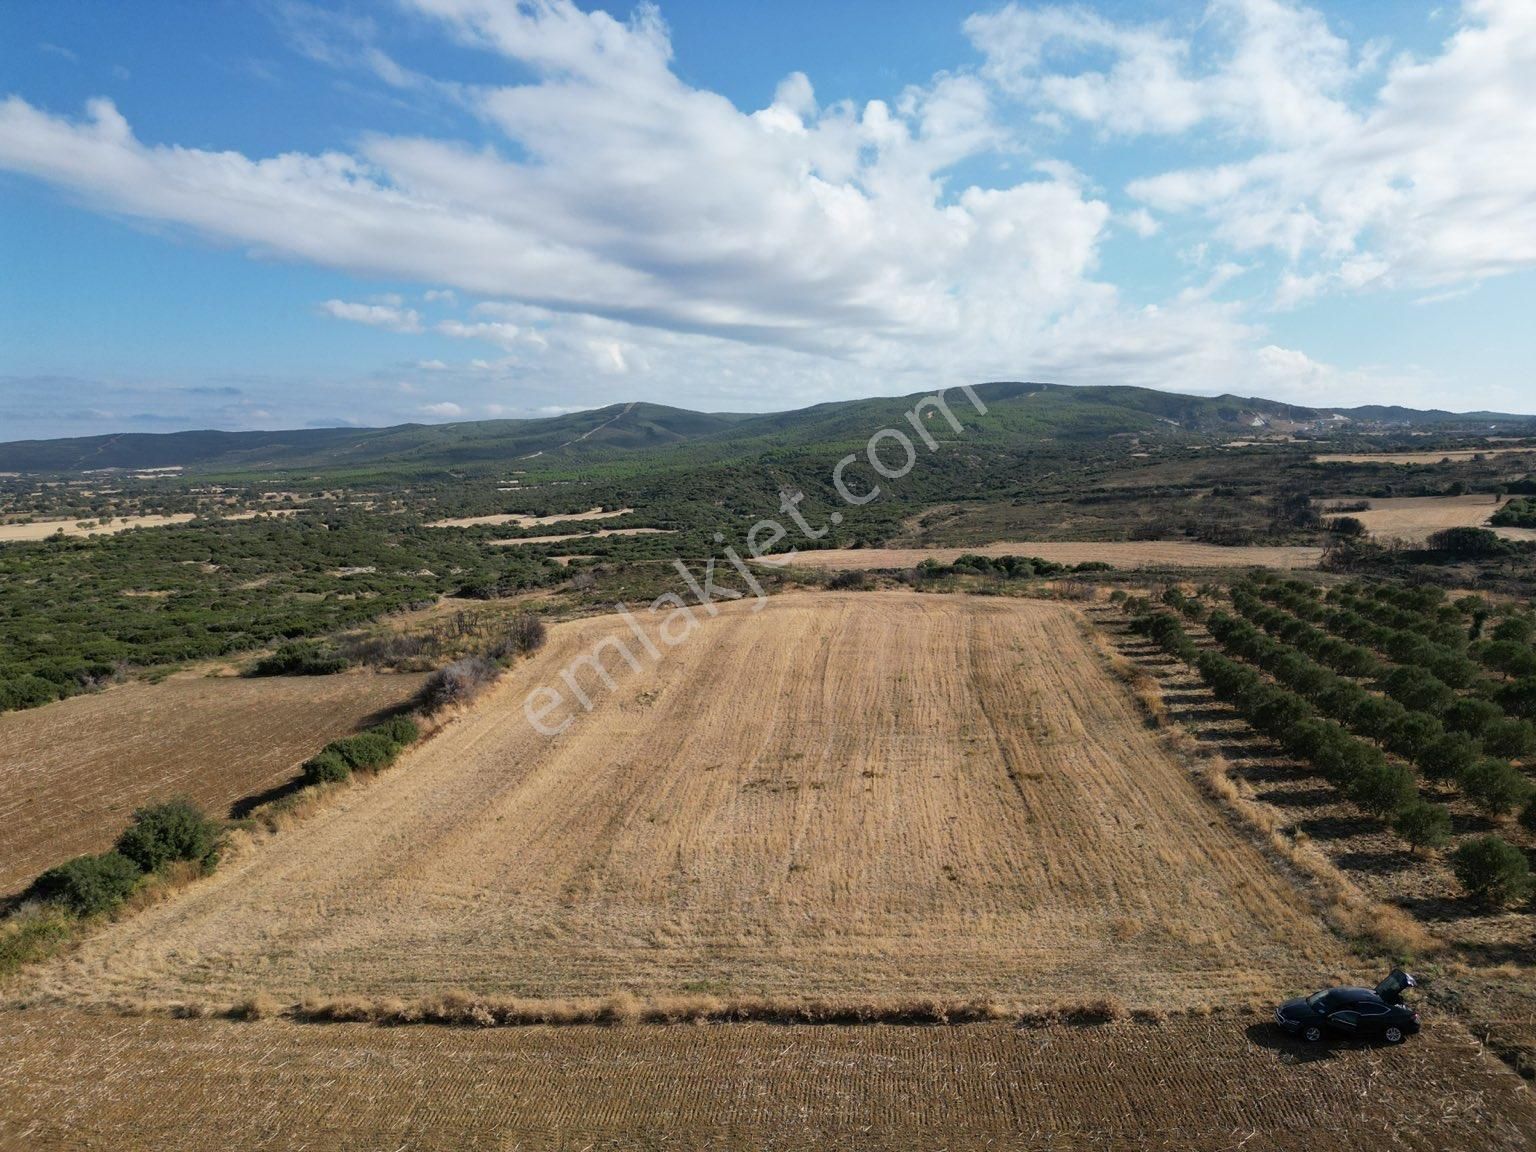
[250,642,351,677]
[378,714,420,746]
[1346,760,1416,819]
[115,799,220,873]
[1419,731,1479,782]
[1426,527,1507,558]
[1451,835,1532,907]
[31,852,141,916]
[1483,717,1536,759]
[1458,757,1532,816]
[1496,676,1536,720]
[300,714,422,786]
[332,730,400,772]
[301,748,351,785]
[1393,800,1451,852]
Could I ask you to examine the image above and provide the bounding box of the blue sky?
[1,0,1533,439]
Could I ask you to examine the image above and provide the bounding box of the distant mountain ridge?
[1,382,1530,475]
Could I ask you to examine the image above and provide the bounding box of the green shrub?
[1458,757,1532,816]
[301,714,421,785]
[378,714,420,746]
[1451,835,1533,907]
[1426,527,1507,558]
[1393,800,1451,852]
[250,642,350,677]
[1483,717,1536,759]
[1346,760,1416,819]
[31,852,142,916]
[1496,676,1536,720]
[1419,731,1479,782]
[1442,696,1502,738]
[1521,797,1536,835]
[301,748,351,785]
[332,730,399,771]
[1491,616,1534,645]
[115,799,220,873]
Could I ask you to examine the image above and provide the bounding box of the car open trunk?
[1376,969,1416,1003]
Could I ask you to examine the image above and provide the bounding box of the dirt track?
[2,1011,1532,1151]
[0,673,424,894]
[757,541,1324,570]
[24,593,1345,1011]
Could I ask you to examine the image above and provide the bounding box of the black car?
[1274,970,1420,1044]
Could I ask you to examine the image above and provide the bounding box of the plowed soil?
[0,673,425,894]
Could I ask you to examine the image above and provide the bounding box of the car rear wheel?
[1302,1024,1324,1043]
[1384,1026,1404,1044]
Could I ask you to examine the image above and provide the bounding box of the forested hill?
[1,382,1530,475]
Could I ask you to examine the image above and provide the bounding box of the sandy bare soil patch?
[757,541,1324,571]
[1315,448,1534,465]
[0,513,195,542]
[3,1011,1532,1151]
[428,506,633,528]
[488,527,672,546]
[1328,494,1508,544]
[28,593,1345,1011]
[0,673,424,894]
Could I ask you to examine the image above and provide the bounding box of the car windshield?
[1307,991,1330,1009]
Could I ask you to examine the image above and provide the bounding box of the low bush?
[1458,757,1532,817]
[1451,835,1533,907]
[1419,731,1479,782]
[1483,716,1536,759]
[0,905,76,975]
[299,714,423,786]
[1426,527,1507,558]
[1393,799,1451,853]
[827,570,871,591]
[250,642,350,677]
[489,613,548,661]
[420,656,500,713]
[115,799,220,872]
[31,852,142,916]
[301,748,351,786]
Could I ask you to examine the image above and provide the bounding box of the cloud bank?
[1,0,1533,425]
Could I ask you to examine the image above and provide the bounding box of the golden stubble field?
[756,541,1325,571]
[24,592,1348,1012]
[1329,493,1511,544]
[0,672,425,894]
[5,1010,1534,1152]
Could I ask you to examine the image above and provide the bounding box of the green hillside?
[1,382,1531,476]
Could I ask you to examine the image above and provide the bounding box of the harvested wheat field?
[25,593,1349,1013]
[756,541,1324,571]
[488,527,672,545]
[3,1010,1534,1152]
[0,513,196,542]
[1327,494,1508,544]
[427,506,634,529]
[0,672,425,895]
[1315,448,1535,465]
